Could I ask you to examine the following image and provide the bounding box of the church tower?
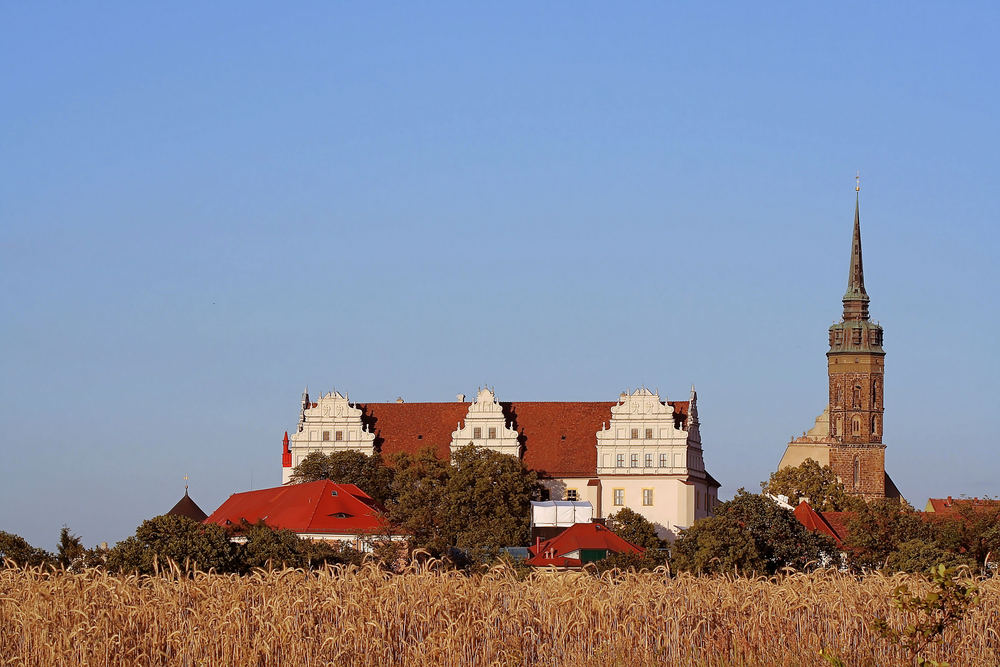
[776,181,898,500]
[826,185,887,497]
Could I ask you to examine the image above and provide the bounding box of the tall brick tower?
[826,184,886,498]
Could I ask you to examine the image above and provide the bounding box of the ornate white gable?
[290,389,375,456]
[450,387,520,458]
[595,387,704,475]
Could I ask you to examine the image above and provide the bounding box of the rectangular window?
[566,489,578,501]
[488,427,496,439]
[473,427,482,438]
[631,428,639,439]
[645,428,653,439]
[642,489,653,506]
[335,430,343,441]
[659,453,668,467]
[616,454,625,467]
[613,489,624,506]
[322,431,330,441]
[630,453,639,468]
[644,453,653,467]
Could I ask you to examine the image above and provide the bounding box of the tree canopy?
[606,507,664,550]
[761,459,862,512]
[0,530,53,568]
[671,490,835,574]
[288,450,396,504]
[386,444,542,562]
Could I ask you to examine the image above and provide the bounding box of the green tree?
[0,530,53,568]
[606,507,664,550]
[443,445,542,561]
[56,525,87,569]
[761,459,862,512]
[671,490,835,574]
[106,514,239,574]
[885,539,975,574]
[238,520,306,571]
[288,450,396,504]
[387,447,452,555]
[845,498,927,571]
[670,515,763,574]
[928,500,1000,568]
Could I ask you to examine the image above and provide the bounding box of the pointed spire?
[282,430,292,468]
[842,177,870,321]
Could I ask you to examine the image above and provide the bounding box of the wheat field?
[2,562,999,666]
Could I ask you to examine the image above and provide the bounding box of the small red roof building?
[204,480,398,546]
[525,522,644,568]
[925,496,1000,514]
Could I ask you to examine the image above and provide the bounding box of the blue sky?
[2,3,998,549]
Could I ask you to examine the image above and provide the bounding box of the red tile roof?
[357,400,690,478]
[526,522,643,565]
[793,501,846,547]
[204,480,394,535]
[926,497,1000,513]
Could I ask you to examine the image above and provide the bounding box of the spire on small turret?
[842,174,870,321]
[282,430,292,468]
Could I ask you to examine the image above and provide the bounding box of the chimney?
[456,393,465,402]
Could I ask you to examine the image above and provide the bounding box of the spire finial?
[842,180,870,320]
[183,474,189,494]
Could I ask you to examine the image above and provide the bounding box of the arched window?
[852,416,862,435]
[872,380,879,408]
[853,457,861,489]
[852,384,862,408]
[871,416,878,435]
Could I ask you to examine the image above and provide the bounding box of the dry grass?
[2,562,999,666]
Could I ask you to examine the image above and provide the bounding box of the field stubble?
[1,562,999,666]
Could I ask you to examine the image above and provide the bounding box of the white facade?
[283,389,375,483]
[450,387,520,457]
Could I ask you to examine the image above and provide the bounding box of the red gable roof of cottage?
[526,522,644,566]
[204,480,394,535]
[356,400,690,478]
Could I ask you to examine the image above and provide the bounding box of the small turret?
[282,431,292,468]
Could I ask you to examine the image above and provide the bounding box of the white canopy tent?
[530,500,594,527]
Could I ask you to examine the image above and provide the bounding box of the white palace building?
[281,386,719,539]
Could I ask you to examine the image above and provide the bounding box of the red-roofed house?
[525,522,644,568]
[925,497,1000,514]
[281,385,720,540]
[204,480,402,550]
